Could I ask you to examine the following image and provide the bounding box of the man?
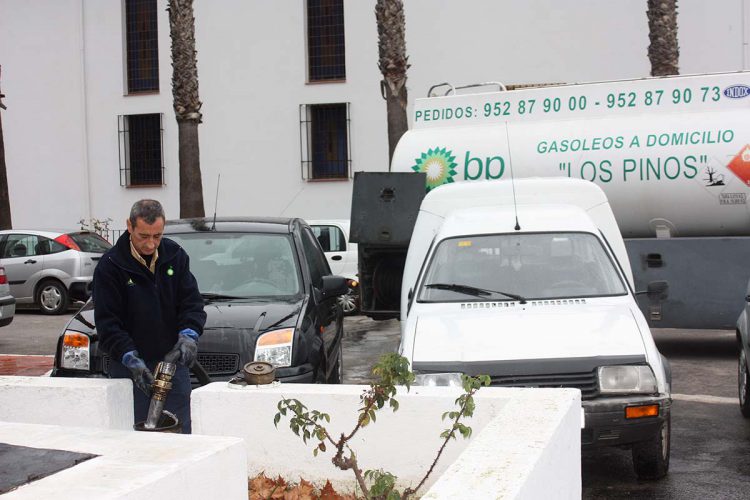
[93,199,206,433]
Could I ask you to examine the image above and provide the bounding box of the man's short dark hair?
[129,199,165,226]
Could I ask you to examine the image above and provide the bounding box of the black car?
[52,217,349,385]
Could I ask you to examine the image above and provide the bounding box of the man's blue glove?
[174,328,199,367]
[122,350,155,397]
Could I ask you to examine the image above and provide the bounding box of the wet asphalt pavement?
[3,313,750,498]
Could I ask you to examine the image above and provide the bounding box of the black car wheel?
[36,279,69,315]
[632,413,671,480]
[329,346,343,384]
[739,347,750,418]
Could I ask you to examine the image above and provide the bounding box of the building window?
[300,103,351,180]
[125,0,159,93]
[118,113,164,186]
[306,0,346,82]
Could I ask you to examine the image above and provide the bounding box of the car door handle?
[24,259,37,264]
[331,255,342,261]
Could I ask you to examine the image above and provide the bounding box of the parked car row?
[52,217,350,387]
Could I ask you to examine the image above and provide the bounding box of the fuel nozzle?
[143,350,180,430]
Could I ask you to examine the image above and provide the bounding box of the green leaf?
[273,414,281,428]
[313,448,319,457]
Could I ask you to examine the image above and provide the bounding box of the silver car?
[0,230,112,314]
[0,266,15,327]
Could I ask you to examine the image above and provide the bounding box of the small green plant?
[274,353,490,500]
[78,217,114,235]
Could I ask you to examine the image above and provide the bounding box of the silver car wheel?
[337,289,358,314]
[40,285,62,311]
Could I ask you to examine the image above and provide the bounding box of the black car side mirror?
[70,281,93,302]
[321,275,350,298]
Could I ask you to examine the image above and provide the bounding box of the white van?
[399,177,672,480]
[308,220,359,314]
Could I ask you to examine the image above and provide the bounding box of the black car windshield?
[419,232,627,302]
[167,232,302,298]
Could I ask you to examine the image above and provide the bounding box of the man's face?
[127,217,165,256]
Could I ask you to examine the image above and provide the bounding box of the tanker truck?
[351,71,750,330]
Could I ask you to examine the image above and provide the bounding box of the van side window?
[302,228,331,288]
[311,225,346,252]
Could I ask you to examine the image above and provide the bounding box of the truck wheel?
[632,414,670,480]
[738,348,750,418]
[36,279,69,315]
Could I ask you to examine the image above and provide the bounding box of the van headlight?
[61,330,90,370]
[414,372,463,387]
[254,328,293,367]
[598,365,657,394]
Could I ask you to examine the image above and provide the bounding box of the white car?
[308,220,359,314]
[0,230,111,314]
[0,266,15,327]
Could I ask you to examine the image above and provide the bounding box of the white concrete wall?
[2,0,747,228]
[0,376,134,430]
[0,422,247,500]
[192,383,581,497]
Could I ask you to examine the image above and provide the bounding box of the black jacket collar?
[109,232,181,274]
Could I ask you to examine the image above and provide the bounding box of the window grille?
[306,0,346,82]
[125,0,159,93]
[300,103,351,181]
[118,113,165,186]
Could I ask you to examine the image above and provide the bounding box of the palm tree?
[375,0,410,165]
[0,65,11,230]
[167,0,205,218]
[647,0,679,76]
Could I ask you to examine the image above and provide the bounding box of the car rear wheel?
[36,280,68,315]
[631,414,670,480]
[738,347,750,418]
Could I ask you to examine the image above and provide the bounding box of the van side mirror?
[321,275,349,298]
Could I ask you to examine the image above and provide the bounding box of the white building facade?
[1,0,749,230]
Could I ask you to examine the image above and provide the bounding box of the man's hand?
[122,351,155,397]
[174,329,199,367]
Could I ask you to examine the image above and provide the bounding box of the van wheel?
[738,348,750,417]
[632,414,670,480]
[36,280,68,315]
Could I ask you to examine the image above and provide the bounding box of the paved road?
[2,312,749,498]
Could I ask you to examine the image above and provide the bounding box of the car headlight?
[61,330,90,370]
[254,328,293,368]
[414,372,463,387]
[598,365,657,394]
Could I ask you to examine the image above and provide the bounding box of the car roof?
[165,217,304,235]
[0,229,67,238]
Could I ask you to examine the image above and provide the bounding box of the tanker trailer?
[351,71,750,329]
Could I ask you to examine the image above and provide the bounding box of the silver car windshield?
[418,232,627,302]
[167,232,301,298]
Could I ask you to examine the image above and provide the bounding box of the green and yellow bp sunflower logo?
[411,147,457,191]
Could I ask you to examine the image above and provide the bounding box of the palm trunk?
[647,0,679,76]
[0,66,11,230]
[168,0,204,218]
[376,0,410,167]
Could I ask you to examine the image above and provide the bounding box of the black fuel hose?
[191,361,211,386]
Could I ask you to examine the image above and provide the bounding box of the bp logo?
[411,147,457,191]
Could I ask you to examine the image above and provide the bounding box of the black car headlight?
[60,330,90,371]
[598,365,657,394]
[254,328,293,368]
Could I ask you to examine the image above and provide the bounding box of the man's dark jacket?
[93,232,206,364]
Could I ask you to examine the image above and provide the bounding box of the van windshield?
[418,232,627,302]
[167,232,302,299]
